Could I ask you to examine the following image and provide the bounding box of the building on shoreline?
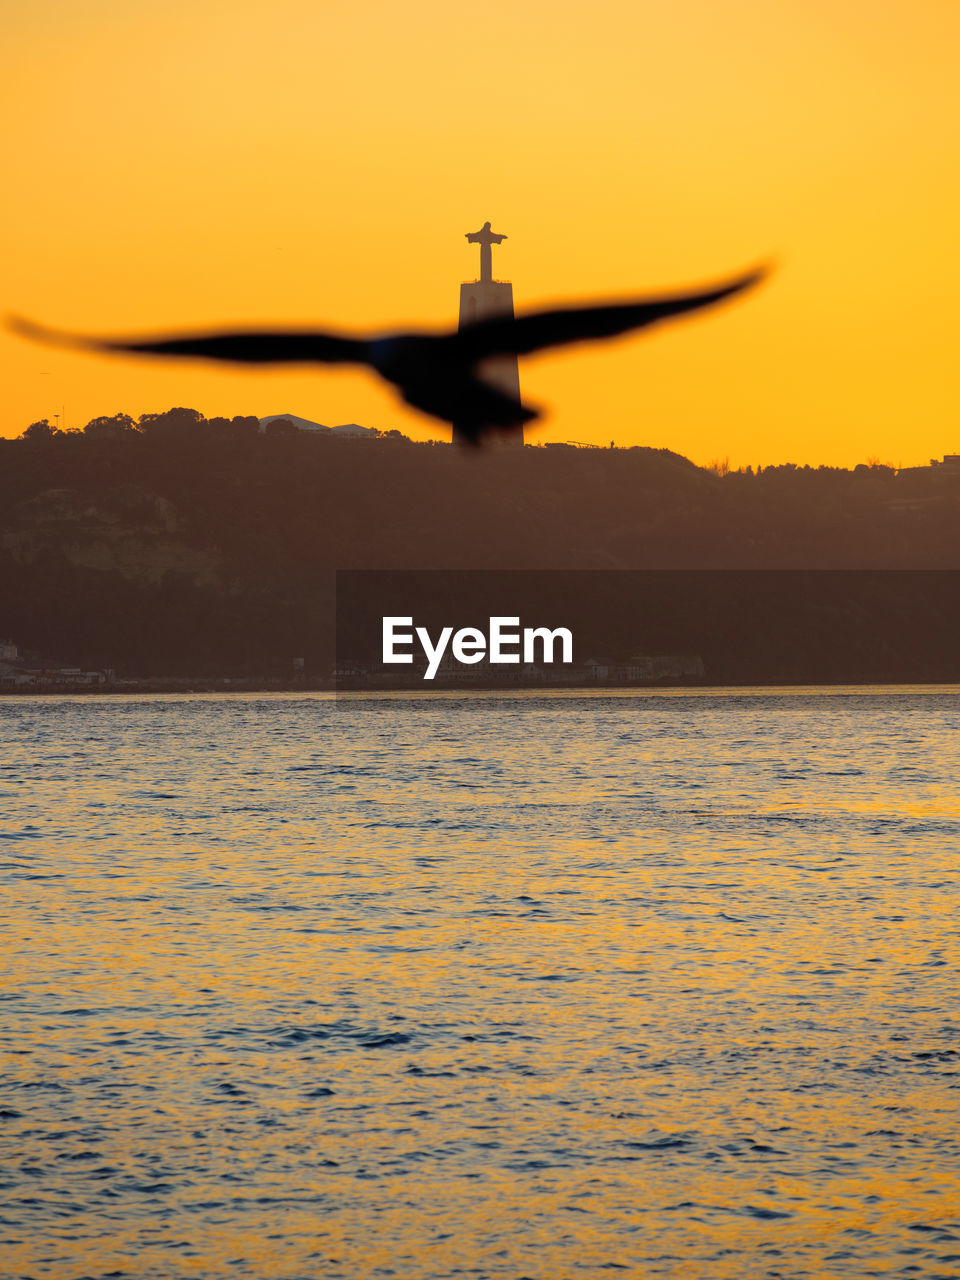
[0,639,111,688]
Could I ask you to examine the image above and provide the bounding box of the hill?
[2,410,959,677]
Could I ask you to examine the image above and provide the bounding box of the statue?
[466,221,507,284]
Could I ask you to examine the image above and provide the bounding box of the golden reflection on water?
[2,689,959,1277]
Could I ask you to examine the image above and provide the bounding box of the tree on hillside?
[206,415,260,440]
[20,419,60,441]
[137,407,206,439]
[83,413,138,439]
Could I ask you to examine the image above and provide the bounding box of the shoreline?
[4,678,960,697]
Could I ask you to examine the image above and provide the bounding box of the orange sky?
[2,0,957,466]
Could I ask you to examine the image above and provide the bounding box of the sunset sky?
[2,0,957,467]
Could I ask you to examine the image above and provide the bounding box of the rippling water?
[2,689,959,1279]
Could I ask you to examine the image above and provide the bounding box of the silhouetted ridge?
[2,413,958,677]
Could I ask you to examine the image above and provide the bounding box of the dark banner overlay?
[335,570,960,691]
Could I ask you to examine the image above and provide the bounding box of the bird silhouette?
[10,265,766,444]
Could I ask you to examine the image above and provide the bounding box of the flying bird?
[10,266,766,445]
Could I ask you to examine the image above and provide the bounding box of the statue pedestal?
[453,281,523,447]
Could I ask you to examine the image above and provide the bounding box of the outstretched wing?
[453,266,768,361]
[9,316,365,365]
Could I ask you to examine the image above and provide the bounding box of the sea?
[2,689,958,1279]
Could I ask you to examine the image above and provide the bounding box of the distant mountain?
[259,413,327,432]
[259,414,379,437]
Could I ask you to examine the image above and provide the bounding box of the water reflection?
[1,690,958,1277]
